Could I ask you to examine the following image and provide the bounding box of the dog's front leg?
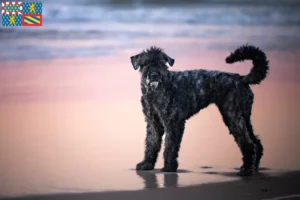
[136,118,164,171]
[161,119,185,172]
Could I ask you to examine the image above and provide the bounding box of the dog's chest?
[144,93,169,113]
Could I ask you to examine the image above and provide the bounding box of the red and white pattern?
[2,2,23,15]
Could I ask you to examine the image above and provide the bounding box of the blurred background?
[1,0,300,60]
[0,0,300,198]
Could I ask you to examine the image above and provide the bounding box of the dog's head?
[130,46,174,92]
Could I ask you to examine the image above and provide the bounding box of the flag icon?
[1,1,43,27]
[2,2,23,14]
[22,14,42,26]
[2,14,22,26]
[22,2,42,14]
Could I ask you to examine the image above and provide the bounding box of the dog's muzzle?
[147,72,160,90]
[149,81,159,88]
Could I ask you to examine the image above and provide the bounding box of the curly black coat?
[130,45,269,176]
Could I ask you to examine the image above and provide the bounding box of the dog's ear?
[130,53,141,70]
[163,53,175,67]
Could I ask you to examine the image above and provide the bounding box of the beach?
[6,171,300,200]
[2,169,300,200]
[0,0,300,199]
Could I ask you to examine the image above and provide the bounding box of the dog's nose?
[149,72,159,80]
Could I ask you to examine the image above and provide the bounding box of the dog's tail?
[225,44,269,85]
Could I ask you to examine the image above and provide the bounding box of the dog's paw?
[254,165,260,172]
[237,167,255,177]
[136,161,154,171]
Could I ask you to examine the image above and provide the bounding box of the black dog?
[130,45,269,176]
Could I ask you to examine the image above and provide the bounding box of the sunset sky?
[0,0,300,197]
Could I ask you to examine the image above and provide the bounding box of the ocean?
[0,0,300,60]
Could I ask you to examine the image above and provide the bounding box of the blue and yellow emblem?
[22,14,42,26]
[1,1,42,27]
[2,14,22,26]
[22,2,42,14]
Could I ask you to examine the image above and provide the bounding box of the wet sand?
[3,169,300,200]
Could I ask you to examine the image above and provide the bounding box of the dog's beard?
[145,80,160,92]
[148,81,159,92]
[145,78,160,92]
[149,81,159,88]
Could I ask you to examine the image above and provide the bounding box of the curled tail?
[225,44,269,85]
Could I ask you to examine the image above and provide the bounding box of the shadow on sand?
[136,167,273,188]
[233,167,271,171]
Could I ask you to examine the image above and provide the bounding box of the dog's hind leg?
[244,116,263,172]
[218,103,257,176]
[229,116,257,176]
[242,89,264,172]
[234,124,257,176]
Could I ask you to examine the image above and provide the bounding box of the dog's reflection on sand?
[136,170,179,189]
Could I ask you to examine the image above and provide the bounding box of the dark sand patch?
[200,166,213,169]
